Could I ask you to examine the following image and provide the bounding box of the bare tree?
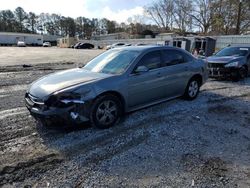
[210,0,250,35]
[239,0,250,34]
[189,0,215,34]
[144,0,174,31]
[173,0,193,33]
[210,0,236,35]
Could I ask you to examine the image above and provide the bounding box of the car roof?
[112,45,185,52]
[228,45,250,48]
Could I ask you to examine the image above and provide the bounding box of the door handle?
[184,66,189,71]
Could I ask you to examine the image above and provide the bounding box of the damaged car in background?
[25,46,207,129]
[207,46,250,81]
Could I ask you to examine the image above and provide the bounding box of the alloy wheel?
[188,80,199,98]
[96,100,118,125]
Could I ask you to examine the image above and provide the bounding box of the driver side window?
[134,51,161,72]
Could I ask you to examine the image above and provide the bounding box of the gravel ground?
[0,47,103,66]
[0,50,250,187]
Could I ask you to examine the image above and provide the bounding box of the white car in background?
[17,41,26,47]
[43,42,51,47]
[106,43,125,50]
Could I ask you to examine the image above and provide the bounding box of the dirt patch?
[201,157,228,178]
[0,154,63,185]
[181,154,230,186]
[181,153,203,172]
[198,157,229,186]
[208,104,236,114]
[0,62,76,73]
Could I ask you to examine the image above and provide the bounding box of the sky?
[0,0,152,23]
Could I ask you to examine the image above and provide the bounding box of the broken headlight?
[46,92,87,108]
[225,61,240,68]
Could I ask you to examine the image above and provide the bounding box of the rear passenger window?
[135,51,161,71]
[162,50,192,67]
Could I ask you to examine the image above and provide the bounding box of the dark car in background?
[207,46,250,81]
[74,42,94,49]
[25,46,207,129]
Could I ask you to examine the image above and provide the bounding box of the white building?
[91,32,130,40]
[0,32,43,46]
[155,32,177,40]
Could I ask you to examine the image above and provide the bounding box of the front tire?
[90,95,122,129]
[232,66,248,81]
[184,78,200,100]
[239,66,248,79]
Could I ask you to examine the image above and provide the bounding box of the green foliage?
[0,6,159,38]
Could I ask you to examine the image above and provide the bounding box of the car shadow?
[35,119,92,135]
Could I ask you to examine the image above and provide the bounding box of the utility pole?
[236,0,242,35]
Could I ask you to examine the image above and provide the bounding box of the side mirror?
[134,65,149,73]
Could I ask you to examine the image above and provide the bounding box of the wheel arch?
[183,74,202,100]
[95,90,126,113]
[242,64,248,70]
[240,64,249,77]
[190,74,203,86]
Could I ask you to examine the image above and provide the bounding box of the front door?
[127,50,165,108]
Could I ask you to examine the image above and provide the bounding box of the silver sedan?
[25,46,207,129]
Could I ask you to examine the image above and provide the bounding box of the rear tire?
[90,94,122,129]
[184,78,200,100]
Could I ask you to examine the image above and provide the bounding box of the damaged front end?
[207,62,239,79]
[25,91,92,127]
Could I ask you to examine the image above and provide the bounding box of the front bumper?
[25,93,90,126]
[208,66,239,78]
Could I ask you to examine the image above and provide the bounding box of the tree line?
[145,0,250,35]
[0,7,159,39]
[0,0,249,38]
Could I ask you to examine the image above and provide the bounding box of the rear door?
[160,49,194,97]
[127,50,166,108]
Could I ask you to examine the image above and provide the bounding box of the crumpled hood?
[29,68,109,98]
[207,56,244,64]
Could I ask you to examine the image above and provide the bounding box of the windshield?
[215,47,249,57]
[83,50,139,75]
